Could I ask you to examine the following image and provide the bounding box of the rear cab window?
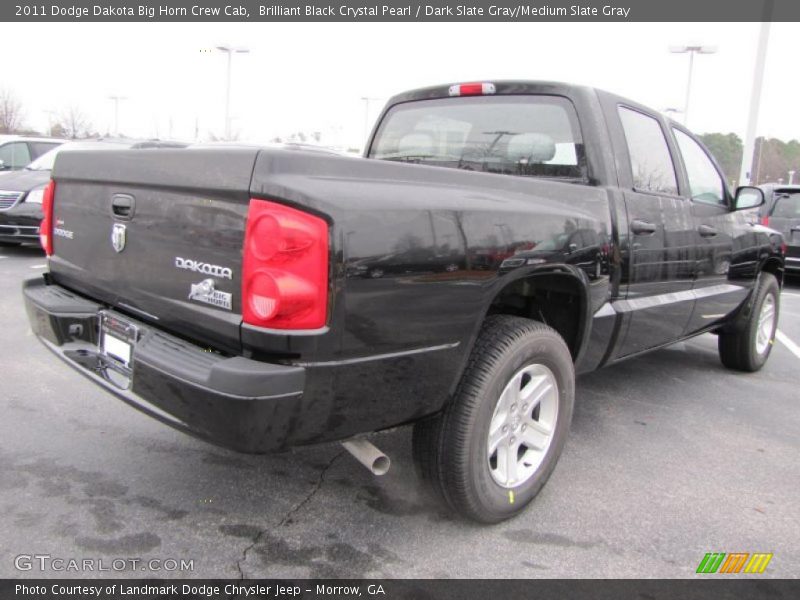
[369,95,587,181]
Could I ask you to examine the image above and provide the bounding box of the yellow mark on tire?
[509,490,515,504]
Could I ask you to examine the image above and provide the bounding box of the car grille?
[0,191,24,211]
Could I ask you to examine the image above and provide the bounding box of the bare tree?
[0,88,24,133]
[56,106,92,139]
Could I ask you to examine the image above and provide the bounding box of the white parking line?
[776,330,800,361]
[0,256,7,260]
[782,292,800,299]
[30,264,47,269]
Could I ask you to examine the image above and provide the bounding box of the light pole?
[669,43,717,127]
[361,96,380,151]
[789,170,796,185]
[739,21,772,186]
[43,109,57,137]
[216,45,250,140]
[108,95,127,136]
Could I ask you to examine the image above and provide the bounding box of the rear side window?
[772,192,800,218]
[29,142,61,158]
[369,95,586,180]
[673,129,726,206]
[618,107,678,195]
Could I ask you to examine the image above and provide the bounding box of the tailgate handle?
[111,194,135,219]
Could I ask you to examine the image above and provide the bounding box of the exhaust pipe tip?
[342,439,391,476]
[370,454,391,476]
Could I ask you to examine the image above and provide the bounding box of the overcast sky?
[2,21,798,149]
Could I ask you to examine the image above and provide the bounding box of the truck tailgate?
[49,148,259,353]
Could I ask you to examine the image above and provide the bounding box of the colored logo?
[696,552,773,574]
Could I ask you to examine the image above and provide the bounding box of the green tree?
[699,132,742,186]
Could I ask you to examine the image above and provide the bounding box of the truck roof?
[386,80,599,106]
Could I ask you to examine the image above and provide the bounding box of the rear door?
[611,105,696,357]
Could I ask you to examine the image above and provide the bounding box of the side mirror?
[733,186,764,211]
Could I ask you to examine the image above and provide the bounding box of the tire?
[718,272,780,372]
[412,315,575,523]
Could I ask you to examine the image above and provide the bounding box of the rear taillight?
[448,82,496,97]
[760,215,770,227]
[242,199,329,330]
[39,179,55,255]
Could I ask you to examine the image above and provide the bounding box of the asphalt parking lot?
[1,244,799,579]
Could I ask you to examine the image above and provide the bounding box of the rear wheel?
[718,272,779,372]
[412,315,574,523]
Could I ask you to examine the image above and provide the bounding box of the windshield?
[26,141,130,171]
[369,95,586,180]
[535,233,570,251]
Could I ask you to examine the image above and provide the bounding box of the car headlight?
[26,187,45,204]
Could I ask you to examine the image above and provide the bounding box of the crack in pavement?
[235,449,346,579]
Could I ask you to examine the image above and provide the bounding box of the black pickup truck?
[23,81,784,523]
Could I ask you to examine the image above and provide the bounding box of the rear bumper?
[23,276,307,453]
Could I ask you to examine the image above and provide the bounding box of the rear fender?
[447,264,591,397]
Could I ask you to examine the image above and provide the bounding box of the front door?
[671,127,748,333]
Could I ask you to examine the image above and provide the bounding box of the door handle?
[111,194,135,219]
[630,219,657,235]
[698,224,718,238]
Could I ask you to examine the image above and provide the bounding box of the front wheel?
[413,315,574,523]
[718,272,780,372]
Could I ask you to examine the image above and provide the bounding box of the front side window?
[618,107,678,195]
[370,95,586,180]
[0,142,32,169]
[674,129,726,206]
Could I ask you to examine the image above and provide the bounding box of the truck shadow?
[784,274,800,291]
[0,243,44,258]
